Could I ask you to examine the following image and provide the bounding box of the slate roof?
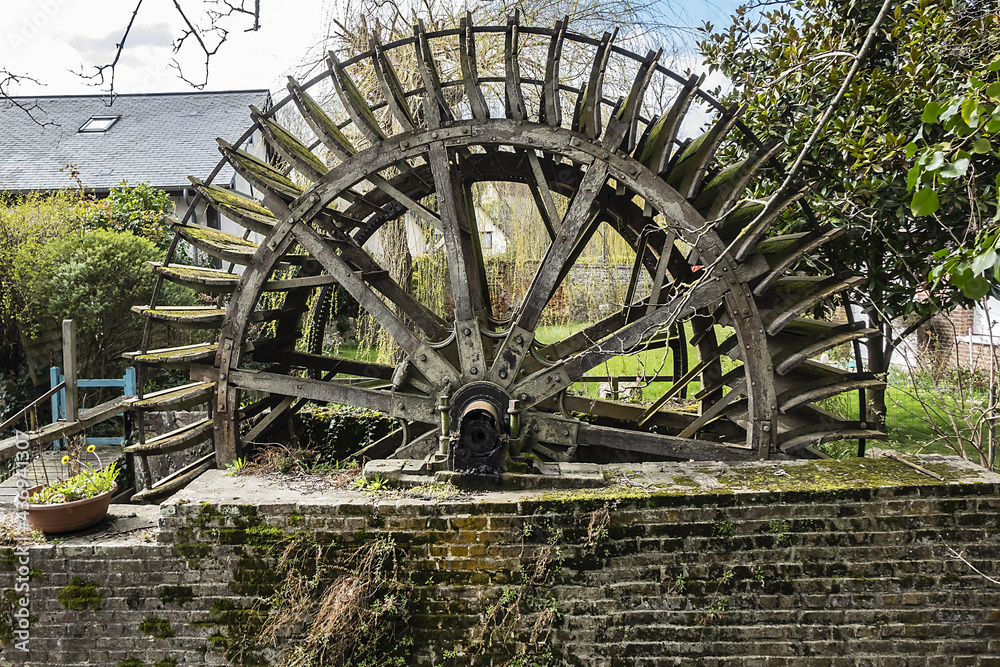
[0,90,270,193]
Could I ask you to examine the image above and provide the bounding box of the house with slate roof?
[0,89,272,243]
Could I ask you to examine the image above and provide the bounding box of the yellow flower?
[87,445,96,453]
[61,455,70,465]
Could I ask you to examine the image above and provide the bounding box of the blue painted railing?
[50,366,137,446]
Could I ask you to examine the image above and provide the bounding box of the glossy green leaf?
[972,250,998,275]
[921,101,943,123]
[939,157,970,179]
[905,142,918,158]
[972,137,992,154]
[911,187,940,216]
[961,97,980,126]
[963,276,990,300]
[925,151,946,171]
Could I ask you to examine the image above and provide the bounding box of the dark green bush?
[293,403,395,462]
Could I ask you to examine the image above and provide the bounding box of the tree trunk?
[866,306,890,433]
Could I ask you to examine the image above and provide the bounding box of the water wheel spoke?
[429,143,491,323]
[513,276,730,407]
[576,423,751,461]
[523,150,562,239]
[490,161,609,385]
[677,380,747,439]
[224,367,433,421]
[291,221,456,385]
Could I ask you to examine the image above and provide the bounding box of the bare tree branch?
[0,71,56,127]
[71,0,145,104]
[947,545,1000,585]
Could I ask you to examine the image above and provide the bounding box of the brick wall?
[2,457,1000,666]
[923,308,1000,370]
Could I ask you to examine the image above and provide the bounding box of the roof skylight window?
[78,116,120,133]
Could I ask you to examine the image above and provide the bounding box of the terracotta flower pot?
[25,484,117,534]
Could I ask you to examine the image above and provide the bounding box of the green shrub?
[80,180,174,250]
[293,403,395,462]
[14,228,194,379]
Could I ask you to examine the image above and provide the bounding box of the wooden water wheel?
[127,15,885,498]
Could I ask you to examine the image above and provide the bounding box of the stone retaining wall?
[2,455,999,666]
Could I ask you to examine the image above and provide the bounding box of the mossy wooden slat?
[572,29,616,140]
[217,139,301,200]
[780,358,850,381]
[605,47,660,153]
[328,50,387,143]
[778,373,885,414]
[252,105,327,181]
[753,226,845,296]
[504,17,528,121]
[133,306,295,330]
[779,424,887,453]
[413,21,454,128]
[749,233,810,256]
[286,76,357,161]
[188,178,277,235]
[759,275,864,336]
[174,224,307,266]
[665,106,741,200]
[129,452,214,504]
[693,140,782,221]
[634,73,701,173]
[123,342,218,367]
[371,37,418,129]
[132,306,227,329]
[125,418,212,455]
[782,317,846,337]
[538,16,567,127]
[149,262,240,292]
[773,323,879,375]
[130,382,215,412]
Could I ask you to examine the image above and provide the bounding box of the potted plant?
[26,445,119,534]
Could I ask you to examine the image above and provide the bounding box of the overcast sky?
[1,0,741,99]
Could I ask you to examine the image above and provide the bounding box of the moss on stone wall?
[139,617,175,639]
[57,577,103,611]
[158,585,194,607]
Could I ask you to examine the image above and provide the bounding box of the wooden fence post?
[62,320,78,423]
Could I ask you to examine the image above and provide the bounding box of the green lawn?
[819,378,993,458]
